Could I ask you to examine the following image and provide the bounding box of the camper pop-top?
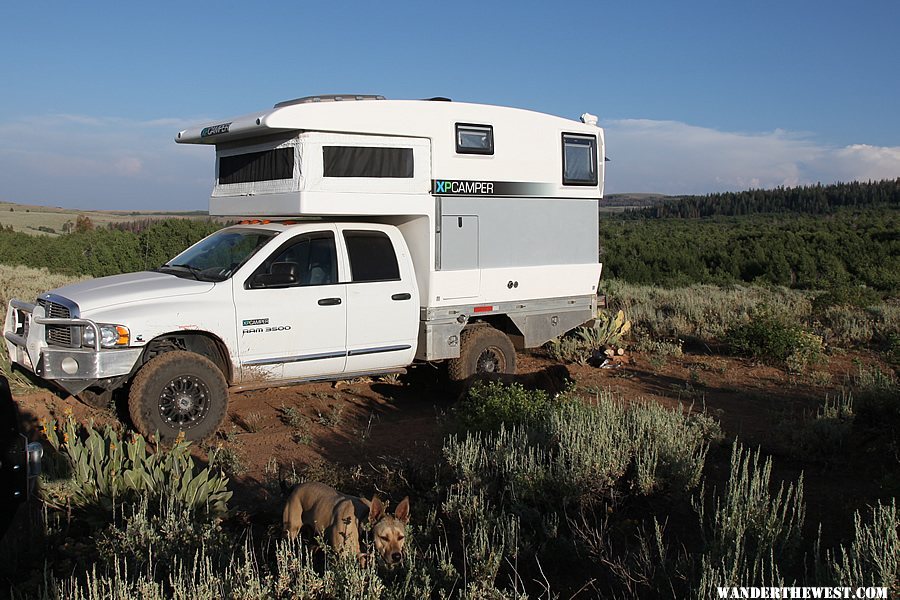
[5,95,605,440]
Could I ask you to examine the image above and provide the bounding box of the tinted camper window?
[219,148,294,184]
[562,134,598,186]
[323,146,414,178]
[456,124,494,155]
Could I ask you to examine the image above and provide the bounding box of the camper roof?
[175,97,599,145]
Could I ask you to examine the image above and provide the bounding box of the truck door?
[339,226,418,374]
[233,228,347,382]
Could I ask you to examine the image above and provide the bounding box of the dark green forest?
[601,180,900,293]
[632,178,900,218]
[600,209,899,292]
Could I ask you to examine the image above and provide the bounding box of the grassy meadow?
[0,201,208,236]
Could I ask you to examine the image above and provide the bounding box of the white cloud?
[602,119,900,195]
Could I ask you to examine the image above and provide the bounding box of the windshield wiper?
[159,263,207,281]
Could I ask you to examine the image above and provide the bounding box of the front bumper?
[4,299,142,393]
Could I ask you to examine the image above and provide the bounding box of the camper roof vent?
[274,94,386,108]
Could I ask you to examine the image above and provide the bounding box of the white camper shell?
[176,97,605,361]
[5,95,604,442]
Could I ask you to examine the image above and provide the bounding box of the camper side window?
[343,231,400,283]
[323,147,414,178]
[562,133,598,186]
[456,124,494,155]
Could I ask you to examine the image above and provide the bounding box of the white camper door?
[233,229,347,382]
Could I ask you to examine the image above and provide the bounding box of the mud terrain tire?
[448,325,517,382]
[128,351,228,442]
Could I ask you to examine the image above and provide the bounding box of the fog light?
[61,357,79,374]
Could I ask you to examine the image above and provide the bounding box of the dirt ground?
[11,347,892,542]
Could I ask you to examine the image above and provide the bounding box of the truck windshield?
[159,228,277,282]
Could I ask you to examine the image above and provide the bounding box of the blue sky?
[1,0,898,210]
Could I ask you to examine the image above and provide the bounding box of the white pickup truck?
[5,95,605,441]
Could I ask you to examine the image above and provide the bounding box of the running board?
[229,367,407,393]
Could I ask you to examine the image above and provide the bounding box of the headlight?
[83,324,130,348]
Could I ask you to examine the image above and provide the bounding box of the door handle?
[318,297,342,306]
[391,293,411,301]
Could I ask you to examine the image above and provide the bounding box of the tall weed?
[824,500,899,593]
[693,444,806,596]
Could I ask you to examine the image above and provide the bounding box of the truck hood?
[45,271,216,314]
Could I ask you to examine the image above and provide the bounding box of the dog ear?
[368,496,384,524]
[393,496,410,523]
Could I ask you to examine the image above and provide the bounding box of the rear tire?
[448,325,517,382]
[128,351,228,442]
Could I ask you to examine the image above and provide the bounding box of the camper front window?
[218,148,294,184]
[562,133,598,186]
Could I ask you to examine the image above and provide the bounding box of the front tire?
[448,325,517,381]
[128,351,228,442]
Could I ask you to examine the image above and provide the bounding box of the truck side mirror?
[250,262,299,288]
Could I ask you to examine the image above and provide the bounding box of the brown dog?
[283,481,409,566]
[458,364,573,402]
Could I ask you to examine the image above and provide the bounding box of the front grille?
[37,298,76,347]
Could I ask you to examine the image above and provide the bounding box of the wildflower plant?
[42,414,231,516]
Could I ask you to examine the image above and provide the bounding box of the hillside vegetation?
[632,178,900,218]
[601,180,900,293]
[0,200,207,236]
[0,218,221,277]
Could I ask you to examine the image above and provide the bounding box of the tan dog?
[283,481,410,566]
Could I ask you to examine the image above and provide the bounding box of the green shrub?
[726,307,824,371]
[774,393,854,464]
[95,495,230,574]
[445,391,715,516]
[812,285,882,313]
[886,333,900,364]
[453,381,555,431]
[852,365,900,463]
[636,335,684,370]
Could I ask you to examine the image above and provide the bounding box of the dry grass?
[0,201,204,236]
[602,279,900,348]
